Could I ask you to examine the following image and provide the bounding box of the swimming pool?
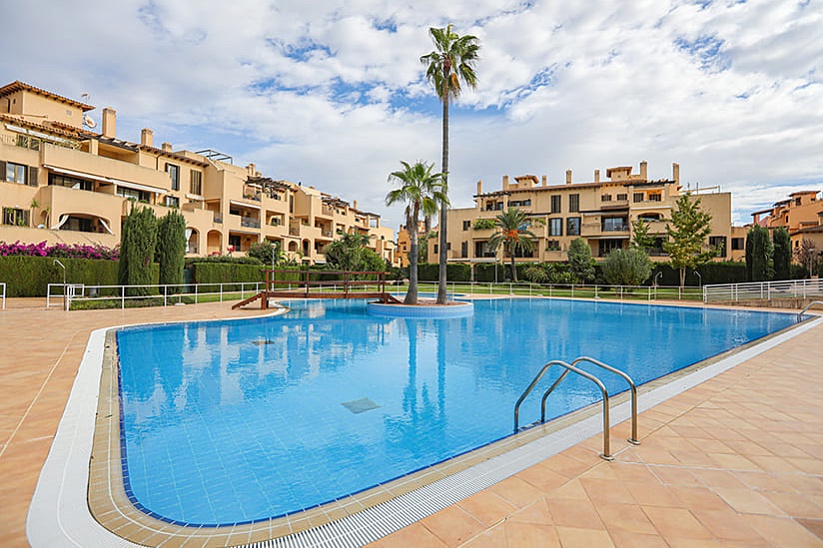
[115,298,797,526]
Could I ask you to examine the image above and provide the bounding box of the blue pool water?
[116,298,797,525]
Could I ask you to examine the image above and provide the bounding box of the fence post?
[164,286,168,307]
[121,286,125,309]
[195,284,198,304]
[571,285,574,299]
[220,283,223,303]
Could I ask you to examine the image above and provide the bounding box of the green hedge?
[649,261,748,286]
[417,263,472,282]
[0,256,158,297]
[189,262,267,290]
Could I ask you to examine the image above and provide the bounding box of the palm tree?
[488,207,537,282]
[386,161,447,304]
[421,24,480,304]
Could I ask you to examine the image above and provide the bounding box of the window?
[602,216,628,232]
[549,218,563,236]
[463,220,471,231]
[49,173,93,191]
[116,186,151,202]
[229,235,241,248]
[190,170,203,195]
[546,240,560,251]
[2,207,28,226]
[567,217,581,236]
[731,237,744,250]
[166,163,180,191]
[649,193,662,202]
[433,244,438,254]
[569,194,579,213]
[709,236,727,258]
[633,192,644,203]
[475,241,495,257]
[550,195,561,213]
[164,196,180,208]
[616,193,628,201]
[461,241,468,257]
[602,194,612,202]
[598,239,622,257]
[5,162,27,184]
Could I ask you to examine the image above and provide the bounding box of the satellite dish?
[83,115,96,128]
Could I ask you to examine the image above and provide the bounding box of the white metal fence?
[703,279,823,303]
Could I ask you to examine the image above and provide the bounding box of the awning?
[44,165,167,195]
[5,124,75,146]
[229,199,261,210]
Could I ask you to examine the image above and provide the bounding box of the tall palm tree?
[386,161,447,304]
[421,24,480,304]
[488,207,537,282]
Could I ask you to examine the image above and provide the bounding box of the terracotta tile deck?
[2,297,823,547]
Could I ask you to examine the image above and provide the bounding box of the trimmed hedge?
[0,256,159,297]
[189,262,267,289]
[417,263,472,282]
[650,261,747,286]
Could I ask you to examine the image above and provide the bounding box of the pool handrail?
[513,359,569,433]
[798,301,823,321]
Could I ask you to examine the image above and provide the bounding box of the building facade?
[0,81,396,266]
[751,190,823,265]
[428,161,744,269]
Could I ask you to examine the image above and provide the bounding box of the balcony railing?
[241,216,261,228]
[602,224,629,232]
[1,133,81,150]
[213,214,223,224]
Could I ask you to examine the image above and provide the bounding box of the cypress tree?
[119,205,157,296]
[772,227,791,280]
[156,210,187,294]
[745,225,773,282]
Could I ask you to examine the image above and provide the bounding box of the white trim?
[185,193,204,201]
[4,124,74,145]
[98,218,114,235]
[229,199,261,210]
[44,165,167,196]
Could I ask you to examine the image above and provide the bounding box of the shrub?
[0,240,119,260]
[602,248,652,286]
[567,238,595,283]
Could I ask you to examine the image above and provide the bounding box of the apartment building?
[0,81,396,266]
[428,161,744,268]
[751,190,823,258]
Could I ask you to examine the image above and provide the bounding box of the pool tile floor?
[2,297,823,547]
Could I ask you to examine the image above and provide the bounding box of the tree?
[772,227,791,280]
[118,205,157,296]
[421,24,480,304]
[663,194,715,288]
[323,232,373,272]
[794,238,820,278]
[631,218,656,252]
[567,238,595,283]
[249,241,284,267]
[487,207,536,282]
[602,247,652,286]
[386,161,447,304]
[745,225,773,282]
[156,210,186,294]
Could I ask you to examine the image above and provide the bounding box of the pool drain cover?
[252,339,275,345]
[341,397,380,414]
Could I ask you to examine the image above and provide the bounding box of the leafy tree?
[631,218,657,252]
[248,241,284,267]
[567,238,595,283]
[663,194,715,288]
[421,24,480,304]
[602,247,652,286]
[772,227,791,280]
[487,207,536,282]
[118,205,157,296]
[386,161,446,304]
[323,232,373,272]
[745,225,773,281]
[794,238,820,278]
[522,264,548,283]
[156,210,186,294]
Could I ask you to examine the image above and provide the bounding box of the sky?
[3,0,821,231]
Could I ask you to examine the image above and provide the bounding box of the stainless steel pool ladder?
[798,301,823,321]
[513,356,641,461]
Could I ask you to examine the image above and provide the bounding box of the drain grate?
[341,397,380,414]
[252,339,276,346]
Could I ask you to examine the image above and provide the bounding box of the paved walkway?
[2,298,822,547]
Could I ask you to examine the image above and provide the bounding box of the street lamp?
[694,271,702,287]
[654,271,663,287]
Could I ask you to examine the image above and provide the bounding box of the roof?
[477,178,674,197]
[0,81,95,112]
[789,190,820,197]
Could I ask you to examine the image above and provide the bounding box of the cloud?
[2,0,821,230]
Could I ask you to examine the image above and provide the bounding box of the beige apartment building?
[751,190,823,255]
[0,81,396,266]
[428,161,745,269]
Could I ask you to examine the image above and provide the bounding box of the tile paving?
[1,297,822,547]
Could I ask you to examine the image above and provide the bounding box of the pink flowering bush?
[0,240,119,260]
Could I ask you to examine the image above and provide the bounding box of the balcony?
[602,223,629,233]
[240,216,261,229]
[43,144,170,190]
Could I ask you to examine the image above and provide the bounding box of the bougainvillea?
[0,240,119,260]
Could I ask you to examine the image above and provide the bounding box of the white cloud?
[2,0,821,230]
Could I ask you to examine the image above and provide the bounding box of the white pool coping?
[27,312,823,547]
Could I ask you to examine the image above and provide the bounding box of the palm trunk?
[510,253,517,282]
[437,94,449,305]
[406,208,419,304]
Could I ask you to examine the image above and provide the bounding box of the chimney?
[247,163,256,175]
[101,108,116,139]
[672,162,680,185]
[565,170,572,185]
[640,161,648,181]
[502,175,509,189]
[542,175,547,186]
[353,200,358,210]
[476,180,483,195]
[161,142,173,152]
[594,169,600,183]
[140,128,153,147]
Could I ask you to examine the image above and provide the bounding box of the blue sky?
[3,0,821,230]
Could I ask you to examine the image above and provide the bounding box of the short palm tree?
[421,24,480,304]
[386,161,447,304]
[488,207,537,282]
